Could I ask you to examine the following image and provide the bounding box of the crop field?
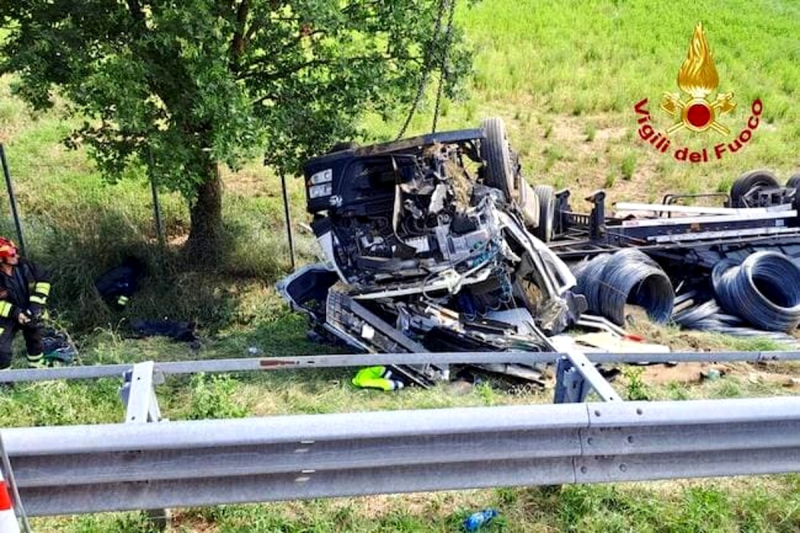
[0,0,799,531]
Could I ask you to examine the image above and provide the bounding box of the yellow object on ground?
[352,366,404,391]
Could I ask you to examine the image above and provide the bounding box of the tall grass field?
[0,0,799,531]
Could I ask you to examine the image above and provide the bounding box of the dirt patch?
[631,360,799,388]
[741,370,800,388]
[221,164,273,197]
[639,362,711,385]
[531,114,659,203]
[171,514,218,532]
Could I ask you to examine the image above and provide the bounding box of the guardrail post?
[119,362,170,530]
[120,361,163,423]
[554,357,589,404]
[552,346,622,403]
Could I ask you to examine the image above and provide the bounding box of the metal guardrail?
[1,396,798,516]
[1,350,798,383]
[0,350,798,520]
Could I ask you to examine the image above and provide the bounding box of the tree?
[0,0,470,258]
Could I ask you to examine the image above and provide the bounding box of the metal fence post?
[0,145,26,258]
[119,362,170,530]
[279,172,296,271]
[147,150,165,253]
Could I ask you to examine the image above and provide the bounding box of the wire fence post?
[280,172,296,271]
[148,149,165,252]
[0,145,26,258]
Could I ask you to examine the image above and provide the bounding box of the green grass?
[27,477,800,532]
[378,0,800,203]
[0,0,799,530]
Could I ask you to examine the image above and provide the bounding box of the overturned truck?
[279,118,800,386]
[278,119,586,385]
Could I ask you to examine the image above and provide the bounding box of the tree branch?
[230,0,250,70]
[243,17,263,46]
[239,28,326,75]
[244,54,404,85]
[126,0,145,23]
[341,0,381,16]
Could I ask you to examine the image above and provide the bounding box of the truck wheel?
[533,185,556,242]
[327,142,357,153]
[481,117,518,202]
[519,182,541,229]
[786,173,800,190]
[729,169,779,208]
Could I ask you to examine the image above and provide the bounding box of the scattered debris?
[463,508,499,531]
[279,119,585,386]
[702,368,723,381]
[130,319,198,342]
[42,329,78,365]
[277,119,800,388]
[573,331,670,354]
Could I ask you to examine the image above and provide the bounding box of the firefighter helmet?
[0,237,18,261]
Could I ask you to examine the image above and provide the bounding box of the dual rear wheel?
[481,117,555,242]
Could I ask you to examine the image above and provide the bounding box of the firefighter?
[0,238,50,369]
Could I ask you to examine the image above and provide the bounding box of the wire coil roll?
[573,253,611,313]
[712,251,800,332]
[573,249,674,326]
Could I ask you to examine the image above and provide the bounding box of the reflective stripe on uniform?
[27,353,43,362]
[117,295,129,306]
[29,295,47,305]
[0,302,12,318]
[34,282,51,296]
[352,366,404,391]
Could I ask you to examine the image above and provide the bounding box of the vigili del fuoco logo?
[634,22,762,163]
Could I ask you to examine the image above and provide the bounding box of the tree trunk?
[186,161,223,263]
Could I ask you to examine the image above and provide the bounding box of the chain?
[395,0,449,140]
[431,0,456,133]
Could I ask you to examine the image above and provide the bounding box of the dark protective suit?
[0,259,50,369]
[94,256,145,310]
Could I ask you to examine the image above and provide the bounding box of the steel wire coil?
[712,251,800,332]
[672,298,798,347]
[572,253,611,312]
[672,299,720,325]
[711,259,739,312]
[595,249,674,325]
[573,249,673,326]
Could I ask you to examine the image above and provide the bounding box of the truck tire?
[481,117,518,202]
[729,169,779,208]
[786,173,800,190]
[519,182,541,229]
[533,185,556,242]
[328,142,357,153]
